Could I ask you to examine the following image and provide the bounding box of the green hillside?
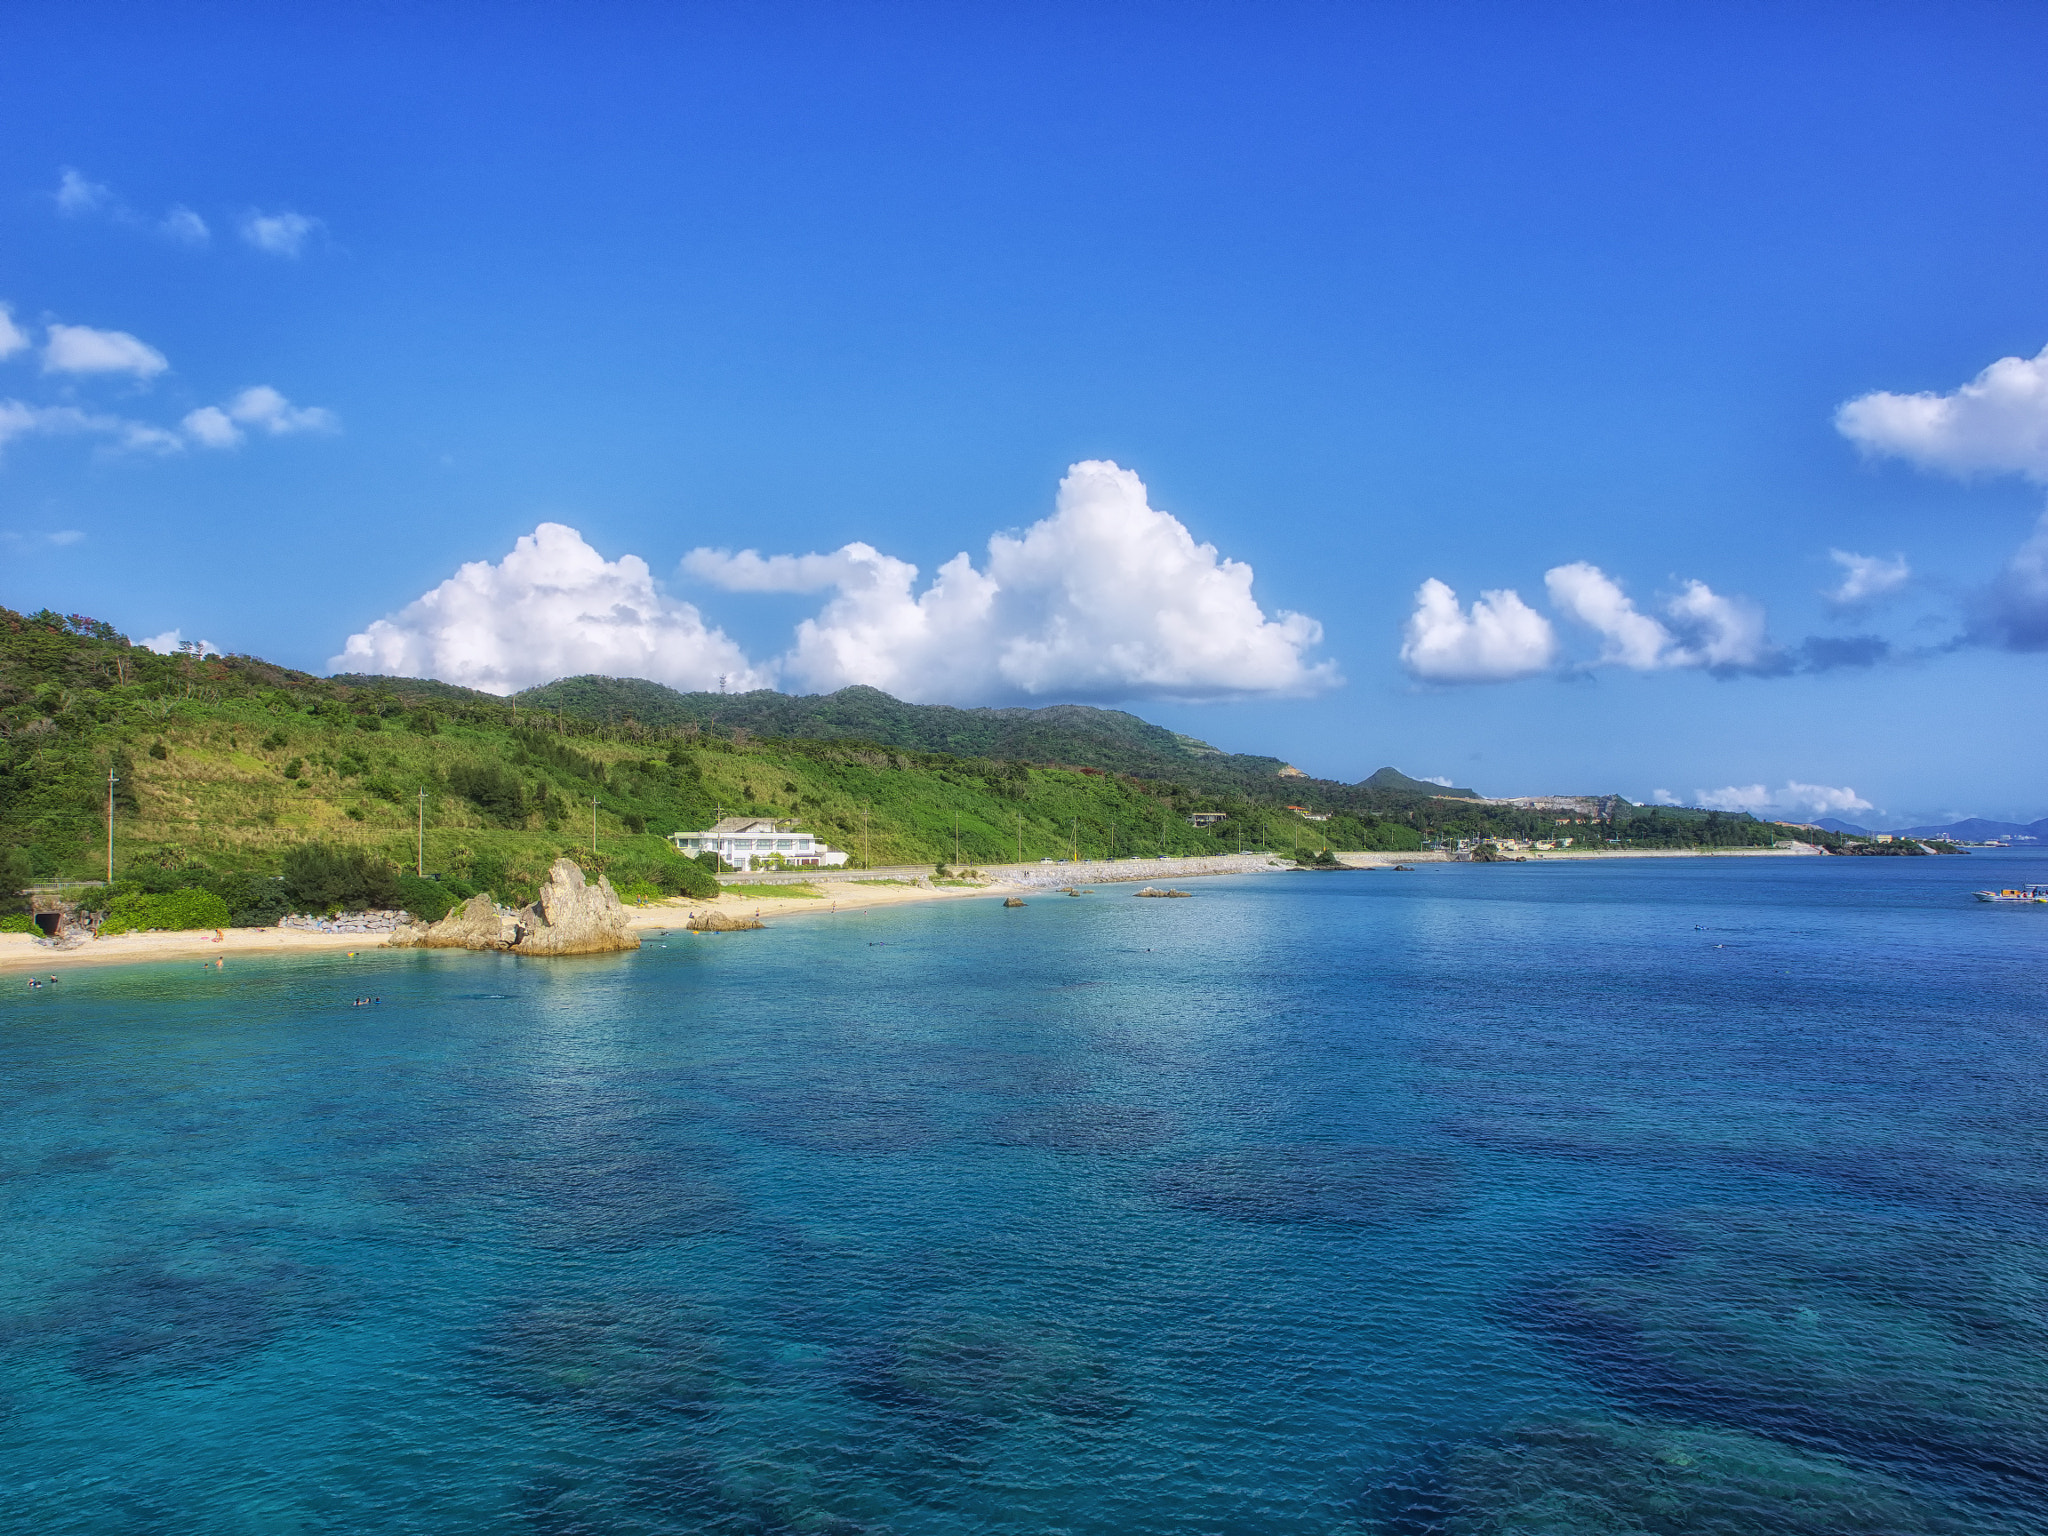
[3,606,1826,919]
[509,676,1301,787]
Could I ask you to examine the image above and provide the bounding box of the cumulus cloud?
[140,630,220,657]
[54,167,111,216]
[332,522,766,696]
[687,460,1335,704]
[1541,562,1783,674]
[1543,562,1674,668]
[160,206,210,246]
[1695,781,1874,817]
[1826,549,1910,607]
[52,169,211,247]
[1397,578,1556,683]
[1970,510,2048,652]
[1665,579,1782,672]
[239,210,320,257]
[0,305,27,360]
[0,400,179,460]
[1837,344,2048,480]
[43,323,168,378]
[182,386,337,448]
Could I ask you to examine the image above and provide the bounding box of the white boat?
[1973,884,2048,903]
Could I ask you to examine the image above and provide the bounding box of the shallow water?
[4,853,2045,1534]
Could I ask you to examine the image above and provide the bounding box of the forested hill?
[5,607,1833,895]
[506,677,1303,789]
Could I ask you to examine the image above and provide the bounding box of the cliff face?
[389,860,639,955]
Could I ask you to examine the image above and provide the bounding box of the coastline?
[1,844,1825,975]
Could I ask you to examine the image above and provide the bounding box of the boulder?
[389,861,640,955]
[1133,887,1193,898]
[513,859,641,955]
[687,910,765,932]
[1002,896,1027,908]
[388,892,518,950]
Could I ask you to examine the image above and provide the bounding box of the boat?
[1973,884,2048,903]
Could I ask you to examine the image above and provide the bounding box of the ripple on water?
[843,1313,1131,1427]
[1524,1207,2048,1490]
[1147,1145,1464,1227]
[1375,1416,2012,1536]
[473,1291,732,1425]
[55,1247,334,1381]
[986,1099,1174,1153]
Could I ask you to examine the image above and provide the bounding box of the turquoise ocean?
[4,853,2045,1534]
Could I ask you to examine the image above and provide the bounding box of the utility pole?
[1071,816,1078,862]
[863,803,871,870]
[1016,811,1022,866]
[417,788,426,876]
[592,795,599,855]
[106,764,116,883]
[954,810,960,869]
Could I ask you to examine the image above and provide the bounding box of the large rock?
[512,859,641,955]
[388,892,518,950]
[388,861,639,955]
[686,910,764,932]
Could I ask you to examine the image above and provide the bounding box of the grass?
[721,882,824,900]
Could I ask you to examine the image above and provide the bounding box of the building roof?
[682,817,803,836]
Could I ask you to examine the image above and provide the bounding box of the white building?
[669,817,850,872]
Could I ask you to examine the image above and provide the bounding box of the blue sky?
[4,2,2047,825]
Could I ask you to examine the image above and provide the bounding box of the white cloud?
[182,385,337,448]
[0,305,28,360]
[1420,775,1454,787]
[140,630,219,657]
[1543,562,1781,674]
[1826,549,1910,607]
[1696,781,1873,817]
[1665,579,1780,672]
[1544,562,1674,668]
[1397,578,1556,683]
[688,460,1335,704]
[332,522,766,696]
[1837,344,2048,481]
[1652,788,1680,805]
[239,210,320,257]
[1973,510,2048,652]
[43,323,169,378]
[54,167,111,216]
[160,206,210,246]
[47,529,84,546]
[0,400,181,460]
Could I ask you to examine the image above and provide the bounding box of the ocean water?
[3,853,2045,1535]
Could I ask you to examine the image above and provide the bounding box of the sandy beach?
[0,845,1822,976]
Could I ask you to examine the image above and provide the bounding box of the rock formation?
[388,859,640,955]
[514,859,641,954]
[1002,896,1027,907]
[686,910,764,932]
[1133,887,1193,898]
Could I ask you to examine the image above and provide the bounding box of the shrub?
[222,876,293,928]
[1,914,38,934]
[260,730,289,751]
[447,762,525,825]
[0,846,31,913]
[148,740,169,760]
[395,874,458,923]
[283,757,303,779]
[101,889,233,934]
[282,843,401,912]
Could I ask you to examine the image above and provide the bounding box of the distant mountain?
[508,677,1306,789]
[1359,766,1482,800]
[1895,817,2048,841]
[1815,815,2047,841]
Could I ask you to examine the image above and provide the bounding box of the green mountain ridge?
[3,610,1832,902]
